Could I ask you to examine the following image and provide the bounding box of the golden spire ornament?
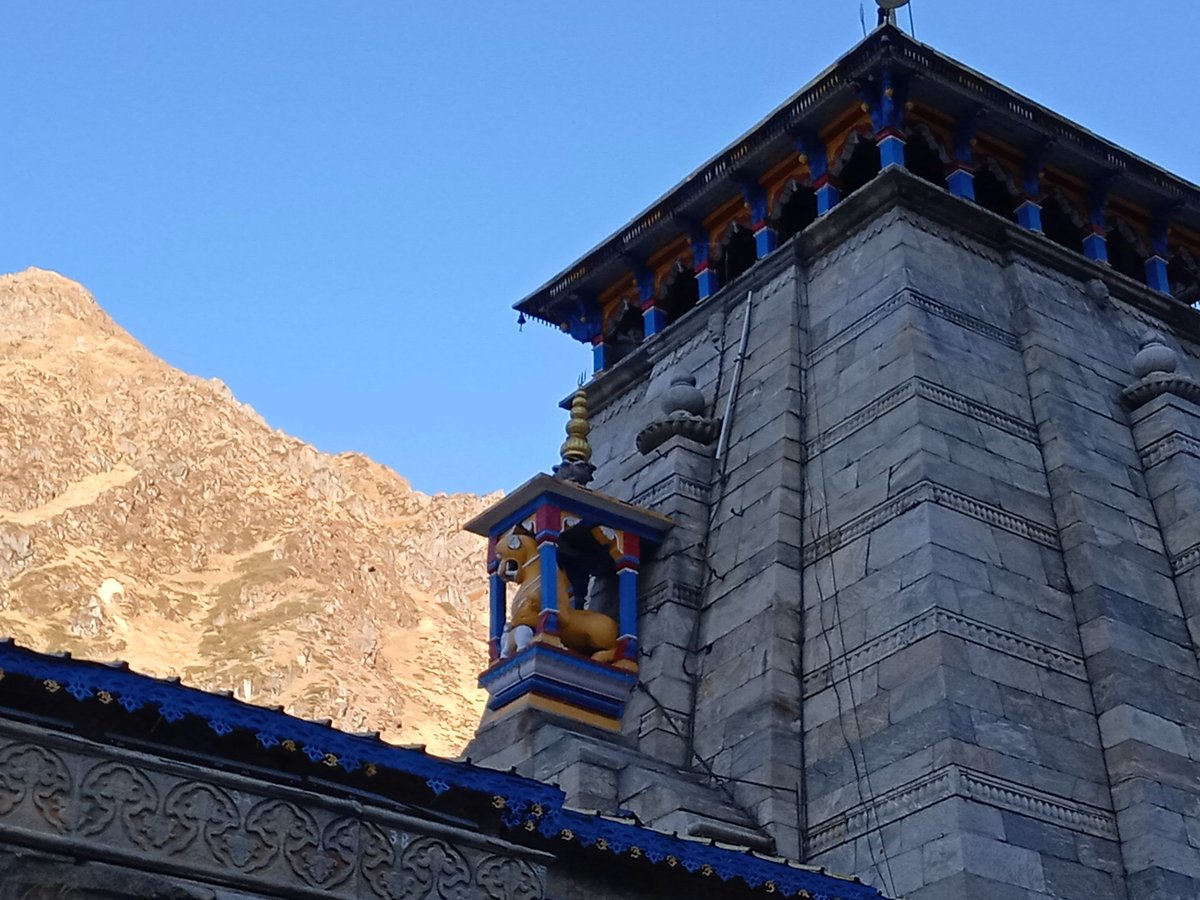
[553,387,596,486]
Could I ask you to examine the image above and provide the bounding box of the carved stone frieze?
[808,376,1038,457]
[396,836,473,900]
[807,763,1118,855]
[0,734,547,900]
[475,856,544,900]
[80,761,161,849]
[803,605,1087,698]
[810,286,1019,367]
[1138,431,1200,470]
[0,743,71,834]
[803,478,1060,564]
[630,473,711,509]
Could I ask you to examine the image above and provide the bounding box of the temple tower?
[467,23,1200,900]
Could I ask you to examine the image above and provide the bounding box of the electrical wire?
[800,279,898,898]
[672,293,775,846]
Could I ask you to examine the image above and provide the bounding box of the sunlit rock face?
[0,268,495,757]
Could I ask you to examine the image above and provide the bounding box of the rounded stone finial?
[554,387,596,486]
[1133,331,1178,379]
[1084,278,1110,305]
[661,373,706,418]
[560,388,592,464]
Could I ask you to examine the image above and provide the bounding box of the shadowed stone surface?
[469,169,1200,899]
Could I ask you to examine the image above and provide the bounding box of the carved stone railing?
[0,720,547,899]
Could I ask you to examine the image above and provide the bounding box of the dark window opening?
[1041,196,1082,252]
[776,185,818,244]
[1169,256,1200,305]
[1106,226,1145,283]
[905,133,947,187]
[606,301,644,364]
[557,521,618,615]
[717,226,758,287]
[659,265,700,325]
[974,165,1018,222]
[838,138,881,198]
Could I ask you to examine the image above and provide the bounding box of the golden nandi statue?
[495,526,618,661]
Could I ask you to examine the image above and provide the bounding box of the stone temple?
[4,15,1200,900]
[464,17,1200,900]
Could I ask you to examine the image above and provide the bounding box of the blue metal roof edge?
[539,807,891,900]
[0,639,893,898]
[0,639,562,815]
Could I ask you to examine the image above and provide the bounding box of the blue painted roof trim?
[0,639,891,899]
[514,24,1200,331]
[0,639,560,813]
[538,808,889,900]
[486,490,671,543]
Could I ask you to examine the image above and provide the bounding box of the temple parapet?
[465,471,671,731]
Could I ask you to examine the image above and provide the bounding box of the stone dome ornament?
[1121,331,1200,409]
[1132,331,1178,379]
[636,372,721,454]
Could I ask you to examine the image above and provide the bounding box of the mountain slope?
[0,268,492,756]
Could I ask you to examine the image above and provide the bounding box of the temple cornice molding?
[517,26,1200,335]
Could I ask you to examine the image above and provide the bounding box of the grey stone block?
[1126,867,1200,900]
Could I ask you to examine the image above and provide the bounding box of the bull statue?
[495,526,618,661]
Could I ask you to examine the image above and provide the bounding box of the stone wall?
[0,718,548,899]
[472,167,1200,899]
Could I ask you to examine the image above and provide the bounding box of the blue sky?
[1,2,1194,495]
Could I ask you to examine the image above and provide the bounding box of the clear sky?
[1,2,1195,495]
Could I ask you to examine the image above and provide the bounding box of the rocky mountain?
[0,268,494,757]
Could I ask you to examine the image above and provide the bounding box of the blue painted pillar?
[591,335,608,374]
[534,506,562,637]
[1147,220,1171,293]
[1017,198,1044,232]
[536,537,560,636]
[947,167,975,199]
[795,132,839,215]
[691,228,718,300]
[740,179,777,259]
[754,226,778,258]
[1083,182,1110,263]
[617,568,639,659]
[643,305,667,335]
[1017,150,1046,232]
[614,533,641,666]
[814,176,841,215]
[635,267,665,337]
[488,566,505,662]
[947,113,979,200]
[867,68,907,170]
[877,129,906,169]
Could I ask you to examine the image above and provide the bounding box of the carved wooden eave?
[513,24,1200,335]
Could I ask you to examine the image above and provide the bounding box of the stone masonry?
[468,166,1200,899]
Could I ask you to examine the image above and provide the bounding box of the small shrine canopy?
[464,473,673,542]
[514,24,1200,361]
[466,474,673,727]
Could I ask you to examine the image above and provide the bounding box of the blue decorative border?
[0,640,890,899]
[0,639,561,811]
[488,675,626,718]
[541,809,889,900]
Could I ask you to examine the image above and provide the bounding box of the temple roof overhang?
[0,639,890,899]
[514,24,1200,334]
[464,472,673,541]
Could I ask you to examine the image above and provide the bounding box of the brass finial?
[553,387,595,486]
[560,388,592,464]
